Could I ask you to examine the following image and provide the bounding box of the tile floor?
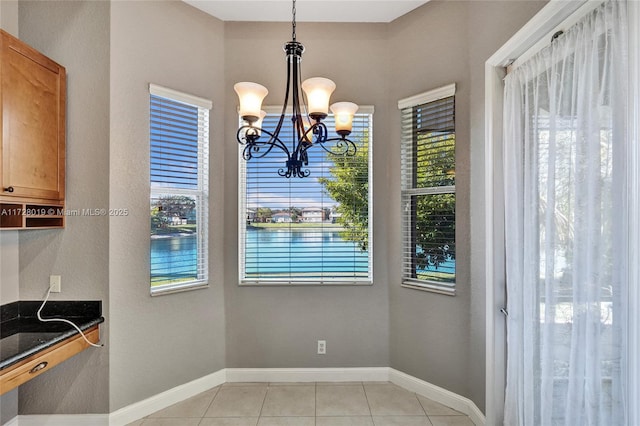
[126,382,475,426]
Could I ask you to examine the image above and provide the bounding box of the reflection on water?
[151,235,197,284]
[244,227,368,278]
[151,228,371,281]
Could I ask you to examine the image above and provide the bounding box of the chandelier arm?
[237,125,291,159]
[295,121,327,157]
[260,58,293,152]
[315,136,358,156]
[234,0,358,179]
[291,49,304,156]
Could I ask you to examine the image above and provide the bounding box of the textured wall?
[0,232,19,304]
[16,0,111,414]
[386,0,547,412]
[109,0,227,411]
[466,0,548,411]
[0,232,19,425]
[387,0,473,400]
[223,21,391,369]
[0,0,18,37]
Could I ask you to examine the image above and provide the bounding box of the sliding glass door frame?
[484,1,640,424]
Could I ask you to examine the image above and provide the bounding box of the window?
[238,107,373,285]
[149,84,211,295]
[399,84,456,294]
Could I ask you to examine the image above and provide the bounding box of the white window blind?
[239,109,373,285]
[149,85,210,295]
[400,86,456,294]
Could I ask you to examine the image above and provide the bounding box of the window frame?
[399,84,456,295]
[237,105,374,286]
[149,83,212,296]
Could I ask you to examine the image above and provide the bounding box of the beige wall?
[0,0,18,37]
[223,21,391,369]
[109,0,227,411]
[16,0,111,414]
[387,0,473,400]
[386,0,547,411]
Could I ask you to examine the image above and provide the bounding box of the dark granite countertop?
[0,300,104,371]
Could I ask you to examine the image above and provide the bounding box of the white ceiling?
[182,1,430,23]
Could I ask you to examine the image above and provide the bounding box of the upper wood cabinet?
[0,29,66,204]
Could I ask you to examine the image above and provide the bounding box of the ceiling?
[182,1,430,23]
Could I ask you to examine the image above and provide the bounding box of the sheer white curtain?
[503,1,628,425]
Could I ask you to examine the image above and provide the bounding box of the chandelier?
[234,0,359,178]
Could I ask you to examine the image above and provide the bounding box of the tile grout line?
[201,385,221,421]
[361,381,376,425]
[257,382,269,422]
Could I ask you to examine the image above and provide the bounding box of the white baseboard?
[3,417,19,426]
[225,367,389,383]
[11,367,485,426]
[16,414,108,426]
[389,368,486,426]
[108,368,226,426]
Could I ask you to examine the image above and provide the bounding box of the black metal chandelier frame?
[236,0,357,178]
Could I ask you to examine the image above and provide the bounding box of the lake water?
[243,227,369,279]
[150,228,370,281]
[151,227,454,282]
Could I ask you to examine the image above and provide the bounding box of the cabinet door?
[0,31,65,202]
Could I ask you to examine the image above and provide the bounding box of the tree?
[412,132,456,274]
[150,195,196,232]
[256,207,273,223]
[318,139,369,251]
[319,130,456,275]
[289,206,302,222]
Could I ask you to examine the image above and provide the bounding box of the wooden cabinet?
[0,29,66,229]
[0,326,99,395]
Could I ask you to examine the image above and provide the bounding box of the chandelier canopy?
[234,0,359,178]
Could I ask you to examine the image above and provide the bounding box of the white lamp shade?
[234,82,268,121]
[302,77,336,117]
[330,102,359,133]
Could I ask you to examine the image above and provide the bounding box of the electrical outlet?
[50,275,61,293]
[317,340,326,355]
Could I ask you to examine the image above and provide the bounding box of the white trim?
[488,0,586,69]
[4,417,19,426]
[225,367,389,383]
[388,369,485,426]
[237,110,374,286]
[17,415,108,426]
[484,1,589,424]
[397,83,456,110]
[401,282,455,296]
[148,83,212,110]
[108,369,226,426]
[628,1,640,424]
[11,368,482,426]
[509,1,604,72]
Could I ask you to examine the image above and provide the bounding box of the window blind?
[239,111,373,285]
[401,93,456,292]
[150,91,209,293]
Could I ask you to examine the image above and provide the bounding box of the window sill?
[150,280,209,297]
[239,280,373,287]
[401,281,455,296]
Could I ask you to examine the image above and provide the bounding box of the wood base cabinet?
[0,29,66,230]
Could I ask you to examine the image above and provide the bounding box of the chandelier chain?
[292,0,297,41]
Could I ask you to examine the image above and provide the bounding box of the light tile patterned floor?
[127,382,475,426]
